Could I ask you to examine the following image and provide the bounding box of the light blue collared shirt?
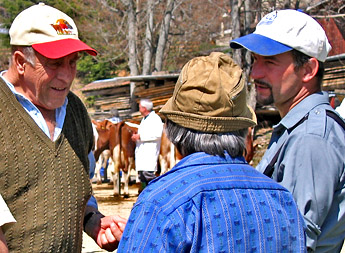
[257,92,345,252]
[0,71,97,209]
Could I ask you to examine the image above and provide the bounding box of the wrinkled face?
[23,51,79,110]
[251,51,303,110]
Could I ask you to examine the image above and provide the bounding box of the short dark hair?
[291,49,324,88]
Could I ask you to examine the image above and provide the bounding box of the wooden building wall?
[81,74,179,121]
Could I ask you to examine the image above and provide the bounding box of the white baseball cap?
[9,2,97,59]
[230,9,332,62]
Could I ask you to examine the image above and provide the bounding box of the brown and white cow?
[245,126,255,163]
[92,120,113,185]
[158,128,182,175]
[112,121,138,197]
[93,119,138,197]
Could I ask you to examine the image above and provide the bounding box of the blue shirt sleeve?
[86,151,98,209]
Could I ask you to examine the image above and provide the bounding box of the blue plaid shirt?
[118,152,306,252]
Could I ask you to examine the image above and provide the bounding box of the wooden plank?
[95,101,131,109]
[84,85,130,97]
[322,64,345,91]
[134,84,175,97]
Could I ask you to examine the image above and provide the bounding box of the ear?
[302,58,319,83]
[12,51,27,75]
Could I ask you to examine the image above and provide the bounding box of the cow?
[92,119,138,198]
[94,149,111,185]
[92,119,115,185]
[111,121,138,198]
[92,119,114,161]
[244,126,255,163]
[158,128,182,175]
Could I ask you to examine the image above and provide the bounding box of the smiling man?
[0,3,126,252]
[230,9,345,252]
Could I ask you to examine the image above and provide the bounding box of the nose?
[250,60,264,80]
[57,62,76,83]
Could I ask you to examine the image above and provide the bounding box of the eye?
[46,60,63,69]
[70,55,80,67]
[70,58,79,68]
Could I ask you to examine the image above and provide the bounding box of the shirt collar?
[276,91,330,130]
[0,70,68,140]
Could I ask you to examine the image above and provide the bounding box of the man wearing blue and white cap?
[231,9,345,252]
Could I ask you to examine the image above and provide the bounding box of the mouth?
[254,80,271,89]
[51,87,67,91]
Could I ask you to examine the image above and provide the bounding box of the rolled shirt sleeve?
[0,194,16,227]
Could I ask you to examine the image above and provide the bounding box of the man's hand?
[84,209,127,252]
[131,133,140,142]
[0,227,9,253]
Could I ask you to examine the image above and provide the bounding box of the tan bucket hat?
[160,52,257,133]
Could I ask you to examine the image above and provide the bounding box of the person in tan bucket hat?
[117,52,306,252]
[0,3,126,252]
[161,51,256,133]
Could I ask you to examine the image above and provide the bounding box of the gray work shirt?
[256,92,345,252]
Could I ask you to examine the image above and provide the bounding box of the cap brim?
[230,34,292,56]
[32,38,97,59]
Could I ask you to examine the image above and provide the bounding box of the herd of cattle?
[91,119,255,198]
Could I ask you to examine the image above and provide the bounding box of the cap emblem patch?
[50,19,75,35]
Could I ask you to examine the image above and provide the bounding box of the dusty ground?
[81,183,139,253]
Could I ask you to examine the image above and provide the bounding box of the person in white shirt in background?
[336,99,345,119]
[131,99,163,193]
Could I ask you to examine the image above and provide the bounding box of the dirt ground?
[82,182,139,253]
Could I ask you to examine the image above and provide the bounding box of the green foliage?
[0,0,82,47]
[76,55,115,84]
[0,0,34,47]
[85,95,99,108]
[1,0,81,21]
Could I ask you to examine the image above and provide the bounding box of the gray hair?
[165,119,247,158]
[140,99,153,111]
[11,46,36,66]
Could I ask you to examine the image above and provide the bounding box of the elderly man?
[131,98,163,192]
[230,9,345,252]
[118,52,306,252]
[0,3,126,252]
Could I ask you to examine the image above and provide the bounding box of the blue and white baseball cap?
[230,9,332,62]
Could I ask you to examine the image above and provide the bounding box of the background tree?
[228,0,345,110]
[154,0,175,72]
[142,0,155,75]
[1,0,343,86]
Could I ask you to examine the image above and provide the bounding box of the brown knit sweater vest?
[0,78,93,252]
